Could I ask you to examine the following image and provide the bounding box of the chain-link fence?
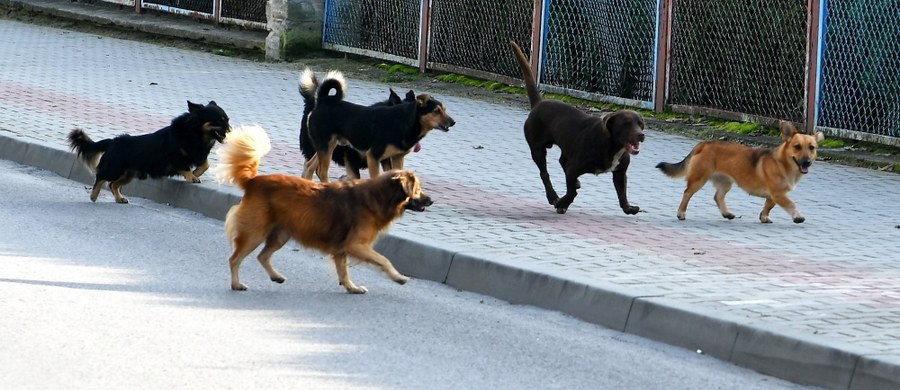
[817,1,900,138]
[541,0,657,105]
[318,0,898,144]
[427,0,533,79]
[667,0,808,122]
[98,0,265,29]
[221,0,266,24]
[323,0,422,65]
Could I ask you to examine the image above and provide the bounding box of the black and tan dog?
[299,86,416,180]
[510,41,646,214]
[299,68,455,182]
[68,101,230,203]
[657,121,824,223]
[216,125,432,293]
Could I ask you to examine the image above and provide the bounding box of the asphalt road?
[0,160,815,390]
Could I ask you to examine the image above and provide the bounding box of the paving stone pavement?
[2,13,900,389]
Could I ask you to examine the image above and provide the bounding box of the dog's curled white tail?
[215,124,271,190]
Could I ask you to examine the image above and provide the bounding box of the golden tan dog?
[657,121,824,223]
[216,125,432,293]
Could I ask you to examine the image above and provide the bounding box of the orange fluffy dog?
[657,121,824,223]
[215,125,432,293]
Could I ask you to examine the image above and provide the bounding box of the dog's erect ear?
[387,89,402,105]
[391,171,419,197]
[779,120,799,141]
[208,100,218,107]
[416,94,432,108]
[187,101,204,113]
[405,90,416,102]
[815,131,825,144]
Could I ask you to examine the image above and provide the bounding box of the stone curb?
[2,131,898,389]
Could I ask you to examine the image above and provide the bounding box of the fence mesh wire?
[143,0,213,14]
[541,0,657,103]
[668,0,808,122]
[323,0,421,61]
[817,1,900,138]
[428,0,533,78]
[221,0,266,23]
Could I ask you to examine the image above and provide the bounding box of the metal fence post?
[529,0,544,83]
[418,0,432,72]
[653,0,672,113]
[134,0,141,14]
[804,0,823,134]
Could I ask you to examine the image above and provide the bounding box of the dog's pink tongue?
[414,142,422,153]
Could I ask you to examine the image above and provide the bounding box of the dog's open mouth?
[436,123,453,132]
[794,157,812,174]
[211,127,229,143]
[626,142,641,155]
[405,196,433,212]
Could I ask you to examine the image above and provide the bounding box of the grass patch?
[211,48,240,57]
[820,139,844,148]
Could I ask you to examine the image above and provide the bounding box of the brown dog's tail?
[656,151,693,178]
[510,41,542,108]
[215,124,272,190]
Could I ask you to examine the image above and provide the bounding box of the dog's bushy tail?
[317,70,347,104]
[656,152,693,178]
[510,41,542,108]
[215,124,272,190]
[298,68,319,160]
[67,128,110,171]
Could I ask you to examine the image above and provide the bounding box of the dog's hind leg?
[228,229,267,291]
[90,179,106,202]
[191,159,210,179]
[347,244,409,285]
[302,154,318,179]
[677,176,707,220]
[711,175,736,220]
[332,254,367,294]
[315,140,338,182]
[109,174,135,204]
[256,228,290,284]
[530,147,558,205]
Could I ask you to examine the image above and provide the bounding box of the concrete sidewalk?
[2,3,900,389]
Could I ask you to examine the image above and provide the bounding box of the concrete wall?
[266,0,325,61]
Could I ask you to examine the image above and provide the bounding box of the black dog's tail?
[317,70,347,104]
[510,41,542,108]
[298,67,319,161]
[656,151,693,178]
[67,128,110,171]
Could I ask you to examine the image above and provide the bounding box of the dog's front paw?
[190,177,201,183]
[793,216,806,224]
[231,283,248,291]
[722,213,736,220]
[115,197,129,204]
[271,275,286,284]
[759,216,773,224]
[623,205,640,215]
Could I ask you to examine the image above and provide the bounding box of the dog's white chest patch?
[595,148,627,174]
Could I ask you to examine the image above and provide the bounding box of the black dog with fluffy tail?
[68,100,230,203]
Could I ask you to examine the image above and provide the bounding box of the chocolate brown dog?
[510,41,646,214]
